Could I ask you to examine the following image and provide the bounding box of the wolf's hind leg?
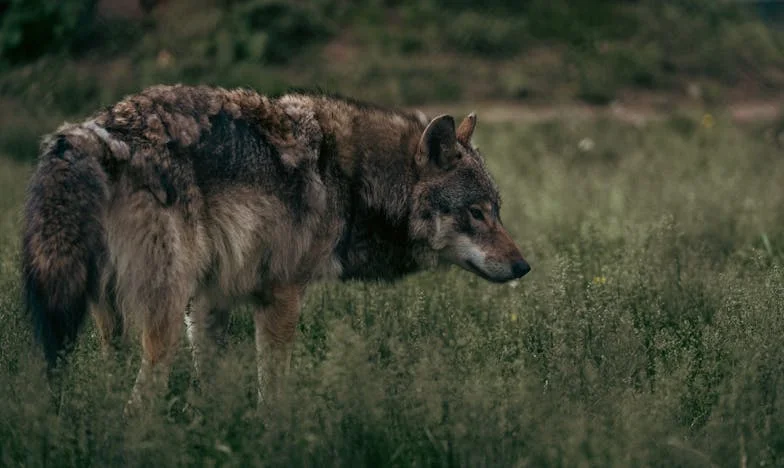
[91,301,125,371]
[91,272,124,356]
[254,284,304,406]
[185,293,230,386]
[125,285,191,415]
[109,191,202,415]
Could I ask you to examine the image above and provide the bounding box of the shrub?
[577,60,618,105]
[445,12,527,57]
[607,44,662,89]
[0,0,98,63]
[225,0,334,64]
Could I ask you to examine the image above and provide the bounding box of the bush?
[0,0,98,63]
[577,60,618,105]
[224,0,335,64]
[445,12,527,57]
[607,44,662,89]
[525,0,637,45]
[636,1,784,84]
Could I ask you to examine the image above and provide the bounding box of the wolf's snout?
[512,260,531,278]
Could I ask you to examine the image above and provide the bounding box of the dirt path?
[413,99,783,125]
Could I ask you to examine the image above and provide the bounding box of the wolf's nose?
[512,260,531,278]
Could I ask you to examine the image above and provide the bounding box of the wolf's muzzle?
[512,260,531,278]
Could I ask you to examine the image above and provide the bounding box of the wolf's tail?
[22,123,115,368]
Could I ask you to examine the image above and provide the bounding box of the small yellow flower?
[592,276,607,285]
[701,113,715,129]
[510,312,518,322]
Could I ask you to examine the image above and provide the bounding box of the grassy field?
[1,112,783,467]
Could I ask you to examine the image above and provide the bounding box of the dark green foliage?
[445,12,527,57]
[523,0,637,45]
[3,0,783,111]
[0,0,98,63]
[222,0,335,64]
[577,61,618,105]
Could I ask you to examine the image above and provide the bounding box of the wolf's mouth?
[464,260,509,284]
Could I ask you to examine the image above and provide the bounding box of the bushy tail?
[22,124,111,368]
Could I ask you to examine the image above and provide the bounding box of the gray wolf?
[22,84,530,410]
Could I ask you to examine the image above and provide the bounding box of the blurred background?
[2,0,784,156]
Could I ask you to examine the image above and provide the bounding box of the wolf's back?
[22,123,111,368]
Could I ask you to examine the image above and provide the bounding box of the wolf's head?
[410,113,530,283]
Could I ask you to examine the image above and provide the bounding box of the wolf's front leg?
[254,284,304,406]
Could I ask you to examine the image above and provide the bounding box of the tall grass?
[1,115,783,466]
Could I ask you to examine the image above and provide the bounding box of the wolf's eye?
[469,207,485,221]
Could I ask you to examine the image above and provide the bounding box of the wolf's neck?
[325,109,423,221]
[321,108,431,280]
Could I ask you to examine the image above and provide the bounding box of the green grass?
[1,115,784,466]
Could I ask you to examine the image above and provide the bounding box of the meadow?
[0,110,781,467]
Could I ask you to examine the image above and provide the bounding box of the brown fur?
[22,84,530,410]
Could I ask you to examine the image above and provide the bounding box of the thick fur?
[22,85,530,406]
[23,127,111,367]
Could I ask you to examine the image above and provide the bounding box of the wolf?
[22,84,530,410]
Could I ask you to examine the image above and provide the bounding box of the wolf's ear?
[416,114,459,170]
[457,112,476,145]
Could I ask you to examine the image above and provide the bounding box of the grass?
[1,113,784,466]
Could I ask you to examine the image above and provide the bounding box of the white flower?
[578,138,595,152]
